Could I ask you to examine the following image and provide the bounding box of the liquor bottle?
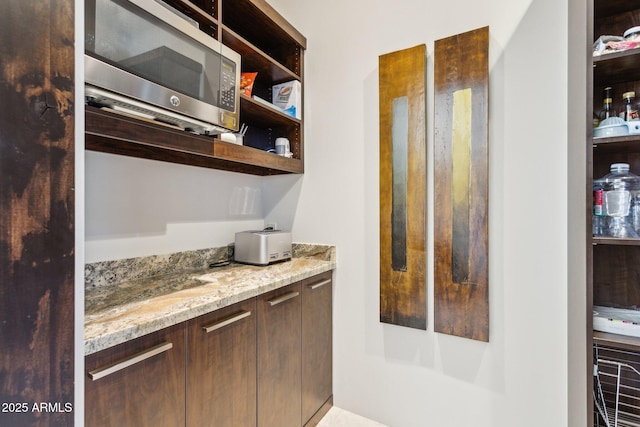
[620,91,639,121]
[599,87,617,122]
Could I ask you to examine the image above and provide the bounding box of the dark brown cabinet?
[85,272,332,427]
[85,0,307,175]
[302,272,333,426]
[256,272,334,427]
[85,323,186,427]
[258,283,303,427]
[589,0,640,328]
[590,5,640,344]
[589,2,640,425]
[186,299,257,427]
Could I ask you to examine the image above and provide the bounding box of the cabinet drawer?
[85,323,186,427]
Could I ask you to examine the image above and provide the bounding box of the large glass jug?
[599,163,640,238]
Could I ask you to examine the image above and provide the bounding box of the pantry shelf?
[593,134,640,153]
[593,237,640,246]
[594,331,640,352]
[84,106,303,175]
[594,48,640,87]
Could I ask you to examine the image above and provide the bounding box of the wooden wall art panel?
[379,44,427,330]
[434,27,489,341]
[0,0,75,425]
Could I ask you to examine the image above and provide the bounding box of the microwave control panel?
[219,57,237,111]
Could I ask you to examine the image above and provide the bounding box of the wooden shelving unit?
[84,0,306,176]
[86,106,303,175]
[589,3,640,425]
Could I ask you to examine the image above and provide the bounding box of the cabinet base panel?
[304,396,333,427]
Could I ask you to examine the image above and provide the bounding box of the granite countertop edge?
[84,252,335,355]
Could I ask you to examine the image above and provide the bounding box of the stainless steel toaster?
[234,230,292,265]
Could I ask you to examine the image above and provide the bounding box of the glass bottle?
[593,179,605,236]
[600,163,640,238]
[620,91,639,121]
[599,87,618,122]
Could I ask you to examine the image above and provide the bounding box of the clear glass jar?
[599,163,640,238]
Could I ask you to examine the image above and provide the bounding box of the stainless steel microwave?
[85,0,240,134]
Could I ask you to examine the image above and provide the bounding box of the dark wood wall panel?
[434,27,489,341]
[0,0,75,425]
[379,44,427,330]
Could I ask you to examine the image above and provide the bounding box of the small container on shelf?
[594,117,629,138]
[593,35,624,56]
[620,91,640,122]
[593,179,606,237]
[624,26,640,42]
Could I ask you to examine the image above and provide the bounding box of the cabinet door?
[186,298,257,427]
[85,323,186,427]
[302,272,333,425]
[258,282,302,427]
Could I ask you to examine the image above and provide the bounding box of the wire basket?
[594,344,640,427]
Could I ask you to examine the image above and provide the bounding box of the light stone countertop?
[84,245,335,355]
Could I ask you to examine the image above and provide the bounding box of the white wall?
[84,0,587,425]
[84,151,285,262]
[265,0,579,425]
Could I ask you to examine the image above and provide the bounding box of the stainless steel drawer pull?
[88,342,173,381]
[309,279,331,290]
[202,310,252,333]
[267,291,300,306]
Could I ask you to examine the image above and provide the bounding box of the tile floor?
[318,407,388,427]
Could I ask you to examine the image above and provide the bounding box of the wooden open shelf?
[86,0,307,176]
[222,27,300,84]
[85,0,307,175]
[221,0,306,61]
[593,237,640,246]
[85,106,303,175]
[594,48,640,87]
[593,134,640,153]
[594,331,640,352]
[595,0,639,19]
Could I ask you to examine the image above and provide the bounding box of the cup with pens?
[220,123,247,145]
[235,124,248,145]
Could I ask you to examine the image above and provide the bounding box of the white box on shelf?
[272,80,301,119]
[594,305,640,338]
